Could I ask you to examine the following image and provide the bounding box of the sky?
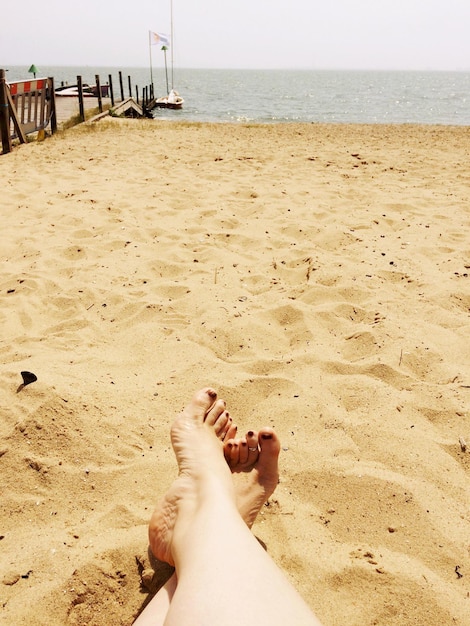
[1,0,470,71]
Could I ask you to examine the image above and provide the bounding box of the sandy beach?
[1,118,469,625]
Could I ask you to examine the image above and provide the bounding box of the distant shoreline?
[6,67,468,125]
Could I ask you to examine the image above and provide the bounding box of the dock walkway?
[54,97,112,127]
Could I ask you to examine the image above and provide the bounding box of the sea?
[4,65,470,125]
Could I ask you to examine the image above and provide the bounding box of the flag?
[150,31,170,47]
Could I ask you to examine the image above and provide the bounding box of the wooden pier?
[1,69,155,154]
[54,96,112,126]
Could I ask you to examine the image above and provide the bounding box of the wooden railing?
[1,68,156,154]
[0,69,57,154]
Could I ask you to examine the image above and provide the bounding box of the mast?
[163,47,169,95]
[170,0,174,90]
[148,31,154,89]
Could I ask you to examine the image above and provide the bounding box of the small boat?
[55,84,109,98]
[153,88,184,109]
[55,84,95,97]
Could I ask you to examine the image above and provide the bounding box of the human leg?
[134,426,281,626]
[151,388,322,626]
[133,573,177,626]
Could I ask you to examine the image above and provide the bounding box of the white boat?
[154,88,184,109]
[55,83,109,98]
[55,84,95,97]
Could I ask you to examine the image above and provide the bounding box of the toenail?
[261,433,273,440]
[241,441,247,447]
[247,431,254,437]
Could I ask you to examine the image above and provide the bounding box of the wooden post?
[128,75,132,99]
[77,75,85,122]
[119,71,124,102]
[95,74,103,112]
[135,85,139,104]
[49,77,57,134]
[0,69,12,154]
[5,86,26,143]
[108,74,115,106]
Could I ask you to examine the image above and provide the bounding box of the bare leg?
[135,392,280,625]
[133,574,177,626]
[146,388,321,626]
[135,390,236,625]
[134,427,281,626]
[148,388,238,566]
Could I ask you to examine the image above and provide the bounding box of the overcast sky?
[2,0,470,71]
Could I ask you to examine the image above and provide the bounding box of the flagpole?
[170,0,174,90]
[149,31,154,91]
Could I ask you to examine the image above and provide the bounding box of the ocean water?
[4,66,470,125]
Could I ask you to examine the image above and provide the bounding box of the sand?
[1,118,469,625]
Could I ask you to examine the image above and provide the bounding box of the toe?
[238,438,249,464]
[257,428,281,473]
[184,388,218,422]
[229,441,240,466]
[216,412,236,440]
[205,399,227,426]
[245,430,260,465]
[224,440,240,467]
[225,422,238,441]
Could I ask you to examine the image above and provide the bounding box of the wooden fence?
[0,69,57,154]
[1,69,156,155]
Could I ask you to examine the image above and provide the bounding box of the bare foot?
[149,388,238,565]
[224,428,280,528]
[149,389,281,566]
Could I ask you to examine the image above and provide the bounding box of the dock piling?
[0,69,12,153]
[119,72,124,102]
[95,74,103,112]
[77,76,85,122]
[108,74,115,106]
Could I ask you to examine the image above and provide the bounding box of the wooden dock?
[54,96,112,127]
[55,97,148,126]
[1,68,154,153]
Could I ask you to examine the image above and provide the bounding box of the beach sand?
[1,118,469,625]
